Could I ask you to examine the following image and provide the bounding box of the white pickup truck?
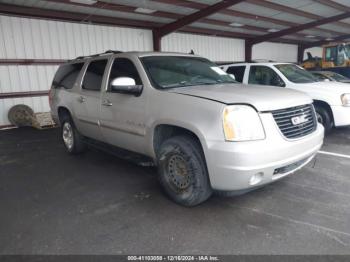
[221,62,350,133]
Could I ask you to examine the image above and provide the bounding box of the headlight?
[223,105,265,141]
[341,94,350,106]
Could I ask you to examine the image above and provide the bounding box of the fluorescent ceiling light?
[229,22,244,27]
[267,28,279,32]
[305,35,316,38]
[135,7,157,14]
[70,0,97,5]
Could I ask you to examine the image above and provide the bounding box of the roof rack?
[74,50,123,60]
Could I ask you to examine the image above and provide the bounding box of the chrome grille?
[271,104,317,139]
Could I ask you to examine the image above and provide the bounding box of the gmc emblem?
[291,115,308,125]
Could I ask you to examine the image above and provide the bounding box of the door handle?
[78,96,86,103]
[102,99,113,106]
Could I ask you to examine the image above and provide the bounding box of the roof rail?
[217,61,246,65]
[218,60,278,65]
[250,59,276,63]
[74,50,123,60]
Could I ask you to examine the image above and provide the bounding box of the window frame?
[248,65,285,87]
[226,66,246,83]
[80,58,109,92]
[52,62,85,90]
[105,57,143,93]
[325,46,338,62]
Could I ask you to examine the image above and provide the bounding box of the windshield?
[275,64,317,83]
[141,56,236,89]
[327,72,349,81]
[311,72,329,82]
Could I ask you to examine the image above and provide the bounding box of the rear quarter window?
[226,66,246,83]
[52,63,84,89]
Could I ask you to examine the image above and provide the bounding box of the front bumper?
[203,113,324,191]
[331,105,350,127]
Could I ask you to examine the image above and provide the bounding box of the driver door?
[99,57,148,154]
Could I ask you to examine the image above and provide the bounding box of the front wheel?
[157,136,212,206]
[315,106,333,134]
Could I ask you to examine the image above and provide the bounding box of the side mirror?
[229,74,236,80]
[110,77,143,96]
[273,77,285,87]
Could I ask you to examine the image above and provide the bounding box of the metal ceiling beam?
[49,0,320,41]
[0,3,160,29]
[313,0,350,12]
[154,0,246,38]
[303,34,350,49]
[153,0,246,51]
[0,3,267,45]
[250,11,350,45]
[48,0,262,34]
[0,3,252,39]
[152,0,296,27]
[247,0,321,20]
[152,0,342,36]
[0,2,308,52]
[48,0,182,20]
[247,0,350,29]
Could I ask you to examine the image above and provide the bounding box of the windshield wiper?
[162,81,189,89]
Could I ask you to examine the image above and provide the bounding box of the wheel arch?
[313,100,334,123]
[57,106,72,125]
[152,124,206,159]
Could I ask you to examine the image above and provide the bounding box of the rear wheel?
[61,117,86,154]
[315,106,333,134]
[157,136,212,206]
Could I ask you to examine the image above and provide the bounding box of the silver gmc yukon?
[50,51,324,206]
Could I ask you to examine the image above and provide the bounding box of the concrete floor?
[0,127,350,255]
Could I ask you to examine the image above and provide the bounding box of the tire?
[157,136,212,206]
[61,116,86,154]
[315,106,333,134]
[8,104,34,127]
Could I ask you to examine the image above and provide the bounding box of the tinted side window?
[52,63,84,89]
[82,60,108,91]
[248,66,284,87]
[108,58,142,89]
[226,66,246,83]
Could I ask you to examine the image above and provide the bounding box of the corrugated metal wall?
[0,15,300,126]
[161,33,297,63]
[162,33,245,62]
[0,15,153,126]
[0,15,153,59]
[252,42,298,63]
[0,65,58,126]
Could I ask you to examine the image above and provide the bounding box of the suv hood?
[305,81,350,93]
[168,83,312,111]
